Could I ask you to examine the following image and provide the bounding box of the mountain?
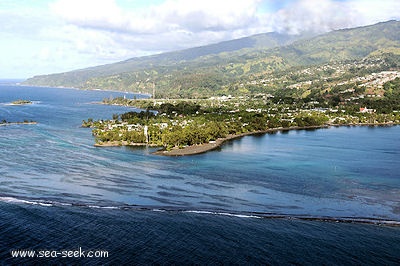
[23,20,400,98]
[23,32,303,88]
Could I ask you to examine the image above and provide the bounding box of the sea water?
[1,84,399,264]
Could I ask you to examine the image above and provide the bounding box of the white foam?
[87,205,120,210]
[183,210,262,219]
[2,196,399,226]
[0,196,53,206]
[152,209,167,212]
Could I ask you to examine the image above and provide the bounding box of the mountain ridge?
[23,20,400,98]
[23,32,305,88]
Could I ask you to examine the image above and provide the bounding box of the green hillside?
[23,21,400,98]
[23,32,301,88]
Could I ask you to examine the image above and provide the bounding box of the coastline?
[153,125,329,156]
[154,123,397,156]
[94,123,398,156]
[94,141,159,147]
[18,83,151,97]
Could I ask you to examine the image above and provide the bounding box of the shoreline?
[154,123,398,156]
[95,123,398,156]
[94,141,159,147]
[18,84,151,97]
[153,125,329,156]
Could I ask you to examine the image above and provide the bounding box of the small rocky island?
[0,120,37,126]
[11,99,32,105]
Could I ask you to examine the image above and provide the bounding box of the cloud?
[268,0,400,34]
[50,0,262,34]
[48,0,266,64]
[2,0,400,78]
[50,0,400,53]
[268,0,357,34]
[39,0,400,75]
[154,0,260,32]
[50,0,125,31]
[347,0,400,25]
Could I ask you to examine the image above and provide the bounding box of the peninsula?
[84,96,400,156]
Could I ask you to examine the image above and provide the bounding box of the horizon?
[1,0,400,79]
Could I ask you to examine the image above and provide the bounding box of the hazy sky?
[1,0,399,79]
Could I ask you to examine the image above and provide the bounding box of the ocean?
[1,84,399,265]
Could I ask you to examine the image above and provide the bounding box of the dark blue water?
[1,85,400,264]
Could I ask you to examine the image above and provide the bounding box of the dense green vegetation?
[267,55,400,111]
[360,77,400,113]
[84,98,400,150]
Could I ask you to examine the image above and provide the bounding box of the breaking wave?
[1,195,399,227]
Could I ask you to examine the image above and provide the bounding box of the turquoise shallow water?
[1,84,400,264]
